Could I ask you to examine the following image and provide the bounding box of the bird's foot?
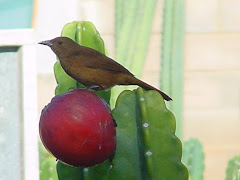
[84,85,100,92]
[84,85,104,92]
[68,87,79,91]
[68,85,101,92]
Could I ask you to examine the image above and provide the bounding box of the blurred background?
[0,0,240,179]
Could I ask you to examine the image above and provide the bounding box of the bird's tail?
[133,78,172,101]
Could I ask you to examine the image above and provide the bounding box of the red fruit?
[39,89,116,167]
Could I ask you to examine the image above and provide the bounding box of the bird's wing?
[81,48,134,75]
[86,58,133,75]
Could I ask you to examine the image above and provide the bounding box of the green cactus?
[56,161,83,180]
[112,0,158,107]
[54,61,78,96]
[80,88,188,179]
[182,138,204,180]
[161,0,185,137]
[109,88,188,179]
[225,153,240,180]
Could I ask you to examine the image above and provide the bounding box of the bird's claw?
[68,87,79,91]
[85,85,101,91]
[68,85,101,92]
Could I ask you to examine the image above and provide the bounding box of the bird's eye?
[58,41,63,45]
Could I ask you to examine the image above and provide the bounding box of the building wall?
[184,1,240,179]
[37,0,240,179]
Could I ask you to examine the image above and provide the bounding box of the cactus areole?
[39,89,116,167]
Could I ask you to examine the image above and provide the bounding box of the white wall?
[36,0,80,73]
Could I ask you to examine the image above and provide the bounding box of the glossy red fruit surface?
[39,89,116,167]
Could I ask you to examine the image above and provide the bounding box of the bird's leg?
[68,85,102,92]
[84,85,101,92]
[68,87,79,91]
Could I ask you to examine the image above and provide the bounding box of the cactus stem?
[136,89,154,179]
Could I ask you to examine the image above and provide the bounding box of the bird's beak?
[38,40,53,46]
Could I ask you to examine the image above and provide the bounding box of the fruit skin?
[39,89,116,167]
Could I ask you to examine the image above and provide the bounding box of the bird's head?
[39,37,79,58]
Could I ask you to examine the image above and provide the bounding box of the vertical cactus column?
[225,154,240,180]
[108,88,189,179]
[182,138,205,180]
[161,0,185,137]
[112,0,158,106]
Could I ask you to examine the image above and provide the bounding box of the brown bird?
[39,37,172,101]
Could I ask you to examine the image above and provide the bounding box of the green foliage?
[182,138,204,180]
[225,154,240,180]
